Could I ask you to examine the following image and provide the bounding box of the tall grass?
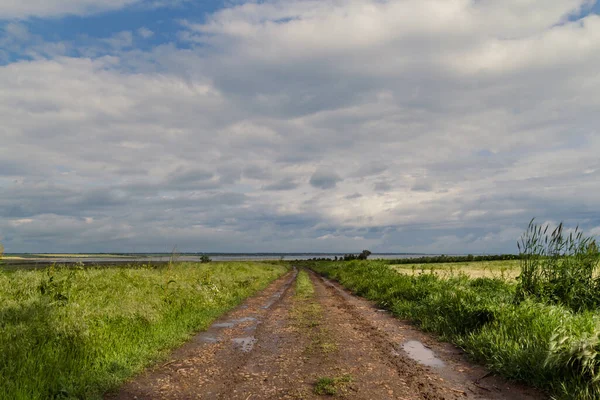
[516,220,600,311]
[0,262,287,400]
[310,260,600,399]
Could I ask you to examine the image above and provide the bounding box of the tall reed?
[516,220,600,311]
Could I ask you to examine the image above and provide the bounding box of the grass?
[0,261,287,400]
[516,220,600,311]
[292,270,337,355]
[314,374,352,396]
[310,259,600,400]
[391,260,521,280]
[295,269,315,298]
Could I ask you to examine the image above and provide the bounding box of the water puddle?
[236,317,257,323]
[211,316,258,329]
[199,335,220,343]
[232,336,257,352]
[402,340,445,367]
[212,322,236,328]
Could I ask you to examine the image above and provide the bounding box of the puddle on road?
[212,322,236,328]
[199,334,220,343]
[402,340,445,367]
[232,337,257,352]
[236,317,257,323]
[201,270,297,352]
[212,316,258,329]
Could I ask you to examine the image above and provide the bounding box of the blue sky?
[1,0,600,253]
[24,2,219,45]
[0,1,226,63]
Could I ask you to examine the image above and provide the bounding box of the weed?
[314,375,352,396]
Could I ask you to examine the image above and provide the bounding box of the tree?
[357,250,372,260]
[200,254,211,263]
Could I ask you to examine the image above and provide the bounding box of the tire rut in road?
[309,270,547,400]
[107,268,298,400]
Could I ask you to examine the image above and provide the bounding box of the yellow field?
[391,260,521,280]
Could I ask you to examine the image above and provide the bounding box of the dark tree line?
[384,254,523,265]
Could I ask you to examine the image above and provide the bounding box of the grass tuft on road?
[314,374,352,396]
[0,262,287,400]
[292,270,337,355]
[295,269,315,298]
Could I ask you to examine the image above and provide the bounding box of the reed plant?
[516,220,600,311]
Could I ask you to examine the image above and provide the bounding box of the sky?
[1,0,600,254]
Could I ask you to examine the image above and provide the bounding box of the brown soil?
[106,268,548,400]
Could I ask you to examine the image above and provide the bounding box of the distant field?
[0,261,287,400]
[391,260,521,280]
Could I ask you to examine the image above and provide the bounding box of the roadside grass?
[391,260,520,280]
[314,374,352,396]
[0,262,287,400]
[310,260,600,400]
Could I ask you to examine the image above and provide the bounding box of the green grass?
[0,262,287,400]
[310,260,600,400]
[314,374,352,396]
[295,269,315,298]
[292,270,336,355]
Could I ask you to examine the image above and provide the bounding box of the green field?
[392,260,521,280]
[310,259,600,400]
[0,262,287,400]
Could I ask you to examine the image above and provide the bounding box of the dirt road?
[107,268,546,399]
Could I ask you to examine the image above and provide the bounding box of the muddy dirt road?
[108,268,546,399]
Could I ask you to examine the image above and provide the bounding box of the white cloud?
[137,27,154,39]
[102,31,134,49]
[1,0,600,253]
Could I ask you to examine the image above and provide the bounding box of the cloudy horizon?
[1,0,599,254]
